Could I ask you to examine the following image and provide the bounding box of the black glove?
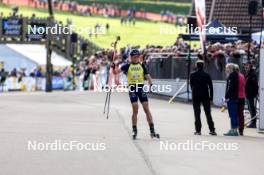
[149,84,154,92]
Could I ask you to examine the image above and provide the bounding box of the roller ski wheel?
[132,131,137,140]
[151,133,160,139]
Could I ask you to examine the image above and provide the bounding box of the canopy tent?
[0,45,37,74]
[205,19,234,34]
[252,31,264,44]
[181,19,249,43]
[7,44,72,67]
[0,44,71,75]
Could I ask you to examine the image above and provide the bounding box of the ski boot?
[150,131,160,139]
[150,124,160,139]
[132,126,137,140]
[132,131,137,140]
[151,132,160,139]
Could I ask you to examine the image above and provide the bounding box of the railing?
[147,52,248,80]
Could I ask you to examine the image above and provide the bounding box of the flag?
[194,0,206,53]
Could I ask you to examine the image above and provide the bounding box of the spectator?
[83,59,91,91]
[0,68,7,92]
[62,66,74,91]
[35,67,43,78]
[190,60,216,136]
[245,64,259,128]
[17,68,26,83]
[224,63,239,136]
[106,23,110,32]
[234,64,246,135]
[10,68,17,77]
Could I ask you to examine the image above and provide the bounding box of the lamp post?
[260,1,264,50]
[46,0,53,92]
[248,0,259,62]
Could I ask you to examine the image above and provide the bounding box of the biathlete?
[112,49,160,140]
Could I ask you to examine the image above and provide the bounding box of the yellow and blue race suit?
[121,62,149,103]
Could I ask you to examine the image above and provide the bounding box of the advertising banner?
[2,17,23,36]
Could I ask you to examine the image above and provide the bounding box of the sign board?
[2,18,23,36]
[260,49,264,130]
[52,77,64,90]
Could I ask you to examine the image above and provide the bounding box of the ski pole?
[103,36,121,119]
[106,88,112,119]
[103,90,110,114]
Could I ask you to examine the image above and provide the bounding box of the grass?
[0,3,186,49]
[77,0,191,15]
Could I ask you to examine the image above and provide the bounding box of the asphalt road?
[0,92,263,175]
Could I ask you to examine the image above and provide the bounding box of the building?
[191,0,263,33]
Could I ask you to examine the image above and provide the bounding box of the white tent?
[0,45,38,74]
[252,31,264,44]
[7,44,72,67]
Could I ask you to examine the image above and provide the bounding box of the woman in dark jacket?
[245,66,258,128]
[224,63,239,136]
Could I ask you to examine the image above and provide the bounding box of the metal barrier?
[147,53,248,80]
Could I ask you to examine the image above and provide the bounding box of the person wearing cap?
[190,60,217,136]
[112,49,159,139]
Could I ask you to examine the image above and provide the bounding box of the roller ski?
[150,124,160,139]
[150,132,160,139]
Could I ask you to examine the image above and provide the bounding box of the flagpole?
[259,6,264,51]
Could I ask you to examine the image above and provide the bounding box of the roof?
[0,44,37,73]
[6,44,72,67]
[191,0,263,32]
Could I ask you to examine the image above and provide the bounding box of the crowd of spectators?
[0,33,261,83]
[137,38,261,73]
[160,10,186,25]
[30,0,186,24]
[0,4,262,90]
[61,37,260,91]
[0,36,260,88]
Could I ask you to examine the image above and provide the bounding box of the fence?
[147,52,249,80]
[0,77,62,92]
[0,72,127,92]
